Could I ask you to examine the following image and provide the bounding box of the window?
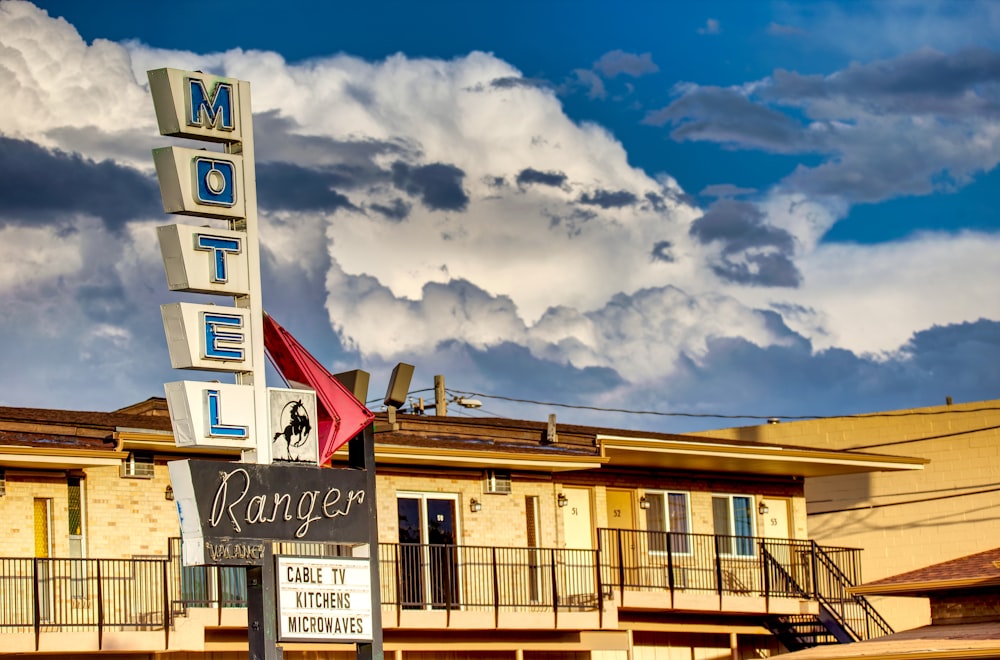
[644,491,691,554]
[712,495,755,556]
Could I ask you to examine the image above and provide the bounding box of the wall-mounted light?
[758,501,769,515]
[639,496,651,510]
[469,498,482,513]
[557,493,568,508]
[165,485,175,501]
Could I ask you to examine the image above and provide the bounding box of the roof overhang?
[853,576,1000,597]
[598,435,927,478]
[0,446,121,470]
[362,444,606,472]
[115,428,243,457]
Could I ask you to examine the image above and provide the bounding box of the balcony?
[0,531,890,653]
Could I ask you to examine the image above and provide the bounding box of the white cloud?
[0,1,998,417]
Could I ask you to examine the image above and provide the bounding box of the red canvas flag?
[262,312,374,465]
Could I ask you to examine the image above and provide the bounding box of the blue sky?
[1,0,998,431]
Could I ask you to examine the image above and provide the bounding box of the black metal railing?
[597,528,853,599]
[0,533,887,644]
[378,543,601,615]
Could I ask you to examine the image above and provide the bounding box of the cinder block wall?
[691,399,1000,631]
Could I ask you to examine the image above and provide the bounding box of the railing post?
[713,535,723,601]
[594,546,604,628]
[491,547,500,628]
[444,546,453,626]
[761,542,770,610]
[393,545,402,625]
[96,560,104,650]
[550,550,558,627]
[810,541,820,600]
[616,529,626,600]
[162,559,170,650]
[666,533,674,595]
[32,558,40,652]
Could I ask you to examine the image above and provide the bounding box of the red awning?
[263,312,374,465]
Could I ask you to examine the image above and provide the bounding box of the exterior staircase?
[761,541,893,652]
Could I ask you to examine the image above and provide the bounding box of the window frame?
[643,490,692,556]
[711,493,757,558]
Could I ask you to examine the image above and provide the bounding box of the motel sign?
[148,68,383,660]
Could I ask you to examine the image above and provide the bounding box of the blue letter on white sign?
[206,389,249,439]
[203,313,245,361]
[188,78,234,131]
[195,234,242,284]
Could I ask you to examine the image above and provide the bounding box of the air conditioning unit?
[484,469,512,494]
[120,452,154,479]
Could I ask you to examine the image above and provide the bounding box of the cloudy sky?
[1,0,998,432]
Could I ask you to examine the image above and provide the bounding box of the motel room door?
[397,493,460,609]
[605,489,639,588]
[560,487,595,600]
[759,497,804,588]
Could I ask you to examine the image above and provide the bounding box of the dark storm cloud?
[593,50,659,79]
[0,136,159,230]
[516,168,568,188]
[644,87,807,152]
[691,199,801,287]
[578,189,638,208]
[391,162,469,212]
[700,183,758,198]
[256,162,357,212]
[487,77,552,91]
[75,281,131,323]
[369,198,412,221]
[253,111,411,185]
[650,240,675,263]
[663,319,1000,421]
[763,47,1000,117]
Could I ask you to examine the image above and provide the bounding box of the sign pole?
[247,545,281,660]
[350,423,383,660]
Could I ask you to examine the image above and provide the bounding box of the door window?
[644,491,691,554]
[396,493,460,609]
[712,495,756,556]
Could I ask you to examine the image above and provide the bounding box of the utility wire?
[445,389,1000,423]
[808,485,1000,516]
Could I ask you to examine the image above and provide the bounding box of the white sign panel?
[269,388,319,465]
[277,556,373,643]
[153,146,246,220]
[164,380,256,449]
[148,68,244,142]
[158,224,250,295]
[162,302,253,372]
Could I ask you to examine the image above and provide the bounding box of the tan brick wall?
[931,593,1000,624]
[692,398,1000,631]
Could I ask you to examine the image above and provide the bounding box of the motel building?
[0,396,927,660]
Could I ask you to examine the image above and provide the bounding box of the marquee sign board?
[277,556,373,643]
[168,459,369,565]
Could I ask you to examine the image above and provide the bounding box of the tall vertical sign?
[148,68,270,464]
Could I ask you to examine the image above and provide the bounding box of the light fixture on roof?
[557,493,568,508]
[469,498,482,513]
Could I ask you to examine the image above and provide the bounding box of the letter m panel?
[149,68,244,143]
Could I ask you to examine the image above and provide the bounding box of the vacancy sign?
[276,556,373,643]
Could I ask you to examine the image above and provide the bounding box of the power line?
[445,389,1000,423]
[808,485,1000,516]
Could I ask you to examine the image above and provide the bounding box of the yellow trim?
[600,435,926,466]
[0,446,121,468]
[371,445,606,471]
